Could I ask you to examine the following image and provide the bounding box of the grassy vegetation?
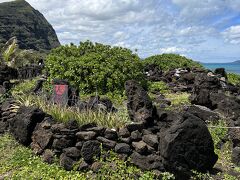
[16,94,130,128]
[10,78,130,128]
[10,78,37,96]
[148,81,170,94]
[165,92,190,107]
[0,134,174,180]
[207,120,240,179]
[208,120,228,156]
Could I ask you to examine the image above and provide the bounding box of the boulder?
[130,130,142,141]
[126,122,145,132]
[52,137,75,152]
[60,153,76,171]
[125,80,154,125]
[132,141,148,155]
[119,137,132,144]
[158,112,218,175]
[190,73,221,109]
[81,140,101,162]
[96,136,116,150]
[75,141,84,150]
[118,127,130,138]
[31,124,53,154]
[78,160,90,171]
[85,126,105,136]
[186,105,220,122]
[76,131,96,141]
[190,89,213,109]
[104,128,118,140]
[42,149,54,164]
[51,123,66,133]
[232,147,240,166]
[80,122,97,131]
[114,143,132,155]
[86,96,117,112]
[9,106,45,146]
[0,121,8,134]
[130,152,164,171]
[214,68,227,79]
[63,147,81,160]
[180,73,196,85]
[142,134,158,149]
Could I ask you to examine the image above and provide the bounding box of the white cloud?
[160,47,188,54]
[0,0,13,2]
[222,25,240,44]
[0,0,240,62]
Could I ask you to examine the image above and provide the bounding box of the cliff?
[0,0,60,51]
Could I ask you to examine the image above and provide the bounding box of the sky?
[1,0,240,62]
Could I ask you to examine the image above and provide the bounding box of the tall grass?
[16,94,130,128]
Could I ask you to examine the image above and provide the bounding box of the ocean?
[201,63,240,74]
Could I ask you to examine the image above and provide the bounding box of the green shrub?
[143,54,203,71]
[227,73,240,86]
[45,41,145,95]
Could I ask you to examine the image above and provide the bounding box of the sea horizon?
[201,62,240,74]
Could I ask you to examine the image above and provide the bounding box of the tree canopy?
[45,41,144,94]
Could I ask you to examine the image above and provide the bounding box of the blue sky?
[1,0,240,62]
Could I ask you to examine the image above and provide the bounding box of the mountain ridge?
[0,0,60,51]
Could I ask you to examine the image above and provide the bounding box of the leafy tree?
[143,53,203,71]
[45,40,145,94]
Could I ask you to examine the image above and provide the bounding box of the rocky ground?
[1,64,240,179]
